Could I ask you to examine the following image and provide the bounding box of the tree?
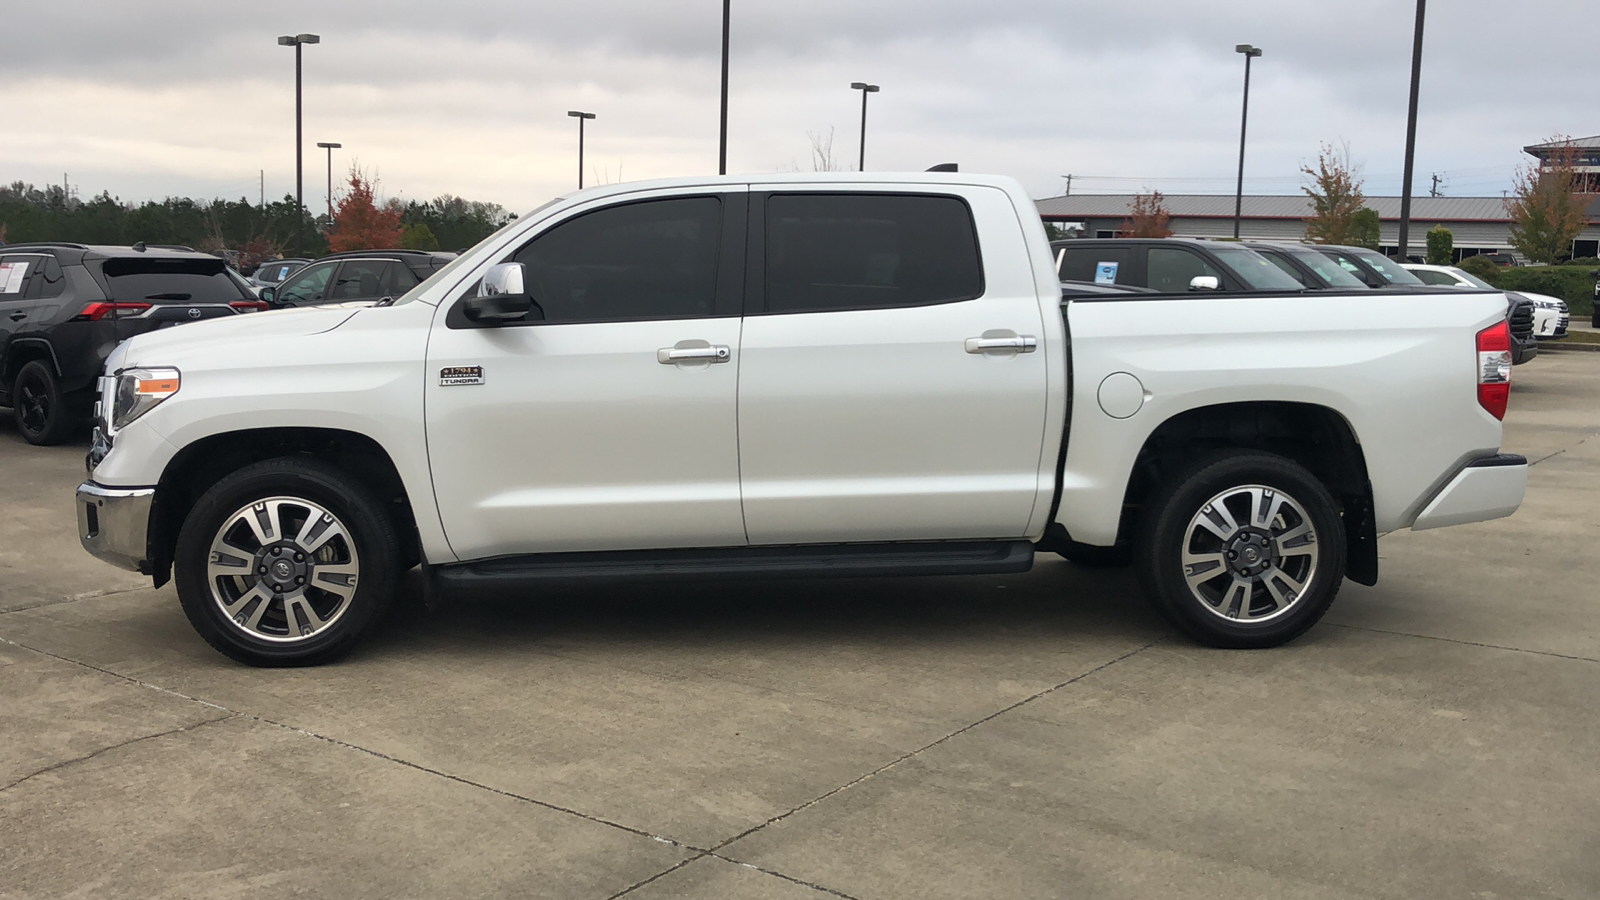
[1507,135,1594,265]
[400,222,440,251]
[328,165,403,252]
[1350,208,1381,250]
[1302,142,1366,244]
[1426,225,1454,265]
[1120,190,1172,238]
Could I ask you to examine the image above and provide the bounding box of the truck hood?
[120,306,359,367]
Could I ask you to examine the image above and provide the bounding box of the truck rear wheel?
[1135,451,1345,649]
[173,458,402,666]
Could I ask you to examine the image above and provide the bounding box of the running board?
[431,540,1035,589]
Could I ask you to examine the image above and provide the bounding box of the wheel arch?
[148,427,420,588]
[1118,400,1378,586]
[2,338,63,388]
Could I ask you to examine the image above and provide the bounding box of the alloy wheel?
[205,496,360,642]
[1179,484,1320,623]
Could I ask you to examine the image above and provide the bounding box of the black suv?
[1051,238,1307,295]
[0,243,264,444]
[260,250,455,308]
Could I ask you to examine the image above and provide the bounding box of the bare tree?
[1120,191,1173,238]
[808,128,844,172]
[1507,135,1594,264]
[1302,142,1366,244]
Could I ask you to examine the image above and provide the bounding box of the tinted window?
[384,262,421,295]
[764,193,982,313]
[101,257,249,304]
[1057,246,1132,284]
[1410,268,1459,286]
[276,262,335,305]
[1270,245,1368,288]
[329,260,388,300]
[508,196,722,323]
[1344,248,1425,285]
[257,261,303,285]
[1146,247,1222,293]
[1261,251,1314,287]
[1207,244,1306,290]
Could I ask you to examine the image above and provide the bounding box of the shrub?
[1457,255,1503,285]
[1496,266,1595,315]
[1425,226,1453,266]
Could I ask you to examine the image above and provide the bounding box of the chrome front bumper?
[1411,454,1527,531]
[76,481,155,573]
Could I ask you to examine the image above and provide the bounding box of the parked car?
[1051,237,1308,293]
[249,258,310,290]
[1241,242,1374,290]
[1403,263,1567,341]
[261,250,457,308]
[1318,246,1538,364]
[73,174,1528,666]
[0,242,267,445]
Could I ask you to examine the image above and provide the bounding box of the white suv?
[1403,264,1568,340]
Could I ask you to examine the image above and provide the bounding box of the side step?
[431,540,1035,590]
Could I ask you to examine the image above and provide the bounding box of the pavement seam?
[702,853,866,899]
[600,855,711,900]
[0,713,237,795]
[0,585,151,617]
[1528,433,1596,468]
[1325,622,1599,663]
[707,642,1158,854]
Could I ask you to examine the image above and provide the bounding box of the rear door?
[736,186,1050,544]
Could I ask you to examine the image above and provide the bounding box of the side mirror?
[1189,275,1221,292]
[259,286,277,305]
[463,262,537,323]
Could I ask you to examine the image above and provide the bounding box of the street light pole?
[1396,0,1427,261]
[568,111,596,189]
[1232,44,1262,240]
[278,33,320,255]
[719,0,730,175]
[316,142,341,220]
[850,82,879,171]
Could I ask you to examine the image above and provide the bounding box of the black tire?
[12,360,77,446]
[1135,450,1345,649]
[174,457,402,666]
[1055,543,1133,568]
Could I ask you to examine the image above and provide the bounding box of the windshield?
[1206,243,1307,291]
[387,199,557,307]
[1345,247,1425,285]
[1274,245,1370,288]
[1446,267,1497,289]
[101,257,251,303]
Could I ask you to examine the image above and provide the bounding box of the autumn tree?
[1507,136,1594,265]
[1302,142,1365,244]
[1120,190,1173,238]
[328,165,403,252]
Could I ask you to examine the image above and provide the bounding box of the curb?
[1539,341,1600,353]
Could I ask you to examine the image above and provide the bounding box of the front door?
[425,191,749,560]
[736,187,1051,545]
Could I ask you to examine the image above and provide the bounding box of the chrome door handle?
[965,335,1037,353]
[657,344,731,364]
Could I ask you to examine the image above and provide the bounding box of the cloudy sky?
[0,1,1586,214]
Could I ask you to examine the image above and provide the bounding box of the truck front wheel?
[173,458,402,666]
[1135,451,1345,649]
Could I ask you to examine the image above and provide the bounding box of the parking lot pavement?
[2,350,1597,899]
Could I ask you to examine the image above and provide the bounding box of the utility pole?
[568,111,596,189]
[1429,173,1442,198]
[1232,44,1263,240]
[260,170,265,207]
[718,0,730,175]
[1395,0,1426,261]
[1060,174,1073,196]
[850,82,880,171]
[278,33,321,254]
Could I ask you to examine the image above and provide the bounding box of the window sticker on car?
[0,260,30,293]
[439,365,485,386]
[1094,261,1119,284]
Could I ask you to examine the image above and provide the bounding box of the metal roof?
[1034,194,1523,222]
[1524,135,1600,153]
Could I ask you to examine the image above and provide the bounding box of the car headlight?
[1535,299,1559,309]
[111,367,180,430]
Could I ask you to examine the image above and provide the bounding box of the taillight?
[230,300,270,313]
[1477,320,1511,420]
[74,301,152,321]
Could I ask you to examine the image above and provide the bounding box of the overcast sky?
[0,1,1586,214]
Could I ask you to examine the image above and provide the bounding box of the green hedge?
[1457,263,1596,316]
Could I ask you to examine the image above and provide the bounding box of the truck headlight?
[111,368,180,430]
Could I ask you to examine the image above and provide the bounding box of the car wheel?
[1136,451,1345,649]
[174,458,402,666]
[12,360,76,445]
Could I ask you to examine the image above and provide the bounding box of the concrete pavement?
[2,351,1597,899]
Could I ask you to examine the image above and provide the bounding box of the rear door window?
[1410,268,1458,286]
[762,193,983,313]
[1146,247,1222,293]
[1057,246,1132,285]
[276,262,335,306]
[329,260,388,301]
[101,257,249,304]
[382,262,421,296]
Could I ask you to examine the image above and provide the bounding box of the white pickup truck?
[76,173,1528,666]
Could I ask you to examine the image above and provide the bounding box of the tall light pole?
[316,142,341,221]
[278,33,320,255]
[568,111,596,189]
[850,82,880,172]
[1232,44,1262,240]
[718,0,730,175]
[1396,0,1427,261]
